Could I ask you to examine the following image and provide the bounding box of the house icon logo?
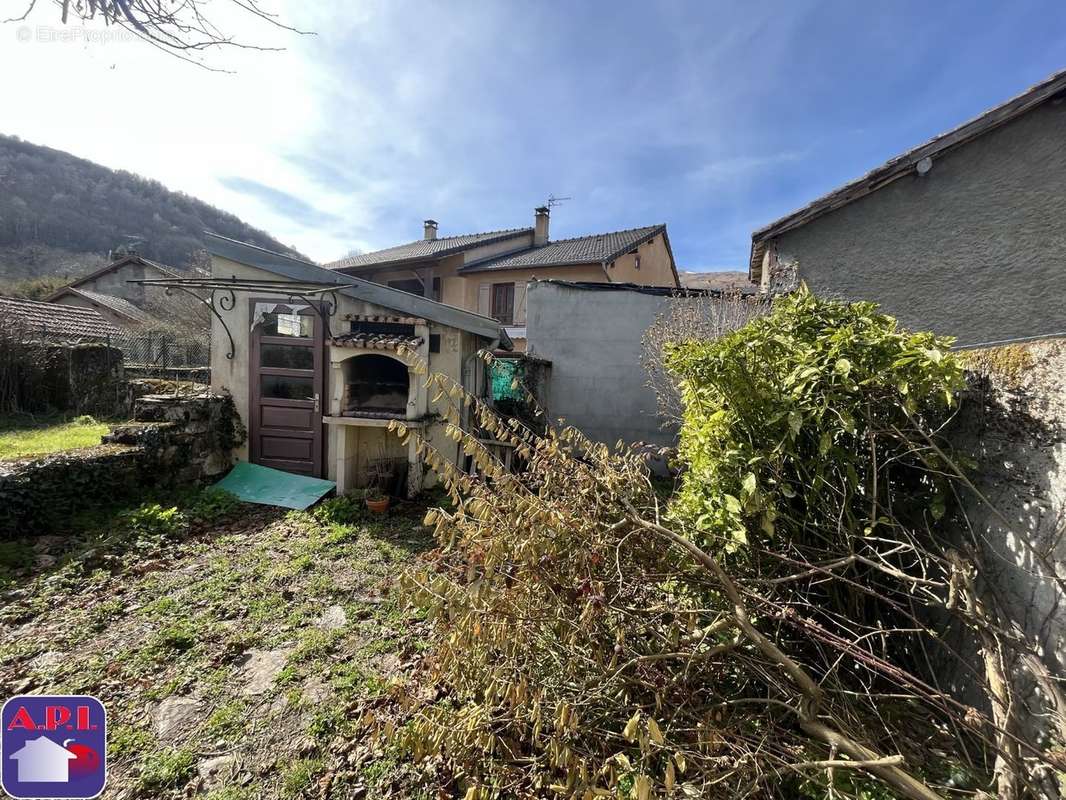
[2,695,107,799]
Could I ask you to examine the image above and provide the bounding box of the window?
[491,282,515,325]
[386,276,442,301]
[260,310,313,338]
[387,278,423,295]
[260,374,314,401]
[260,343,313,370]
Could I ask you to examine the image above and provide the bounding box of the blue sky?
[5,1,1066,269]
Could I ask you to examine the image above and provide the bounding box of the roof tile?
[327,228,532,270]
[459,225,665,273]
[72,289,159,325]
[0,295,122,340]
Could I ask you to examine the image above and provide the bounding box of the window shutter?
[478,283,491,316]
[514,282,527,324]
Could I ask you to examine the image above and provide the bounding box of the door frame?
[248,297,329,477]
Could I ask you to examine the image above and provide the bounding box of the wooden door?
[249,303,324,476]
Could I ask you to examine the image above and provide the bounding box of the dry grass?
[0,488,435,798]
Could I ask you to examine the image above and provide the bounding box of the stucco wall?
[78,261,169,305]
[606,232,677,286]
[526,281,676,448]
[946,340,1066,746]
[52,293,132,329]
[773,100,1066,347]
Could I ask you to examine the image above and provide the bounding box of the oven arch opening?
[340,353,411,418]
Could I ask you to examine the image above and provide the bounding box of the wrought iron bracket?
[130,276,359,361]
[164,284,237,359]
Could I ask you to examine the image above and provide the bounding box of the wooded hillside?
[0,135,301,283]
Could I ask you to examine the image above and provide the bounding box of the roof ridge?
[749,66,1066,272]
[0,293,107,311]
[326,227,533,269]
[542,223,664,246]
[426,226,530,244]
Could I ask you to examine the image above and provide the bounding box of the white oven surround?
[324,319,431,497]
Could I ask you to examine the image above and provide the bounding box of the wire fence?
[108,329,211,370]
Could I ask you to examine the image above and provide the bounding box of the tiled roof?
[458,225,665,273]
[71,289,159,325]
[0,295,122,340]
[326,228,532,270]
[330,332,423,351]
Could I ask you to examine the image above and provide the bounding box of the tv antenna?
[547,194,571,210]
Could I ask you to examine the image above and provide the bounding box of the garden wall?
[0,339,125,416]
[946,339,1066,732]
[0,390,245,536]
[526,281,697,447]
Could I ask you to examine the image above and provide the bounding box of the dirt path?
[0,491,435,799]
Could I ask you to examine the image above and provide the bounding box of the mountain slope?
[678,269,755,293]
[0,135,302,283]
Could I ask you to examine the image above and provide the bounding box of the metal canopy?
[129,276,359,360]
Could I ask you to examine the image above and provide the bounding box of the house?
[44,254,182,330]
[8,736,77,783]
[326,208,680,350]
[749,69,1066,348]
[0,295,121,342]
[199,233,512,495]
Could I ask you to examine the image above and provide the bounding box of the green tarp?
[490,358,524,402]
[213,462,335,510]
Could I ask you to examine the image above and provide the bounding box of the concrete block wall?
[525,281,678,448]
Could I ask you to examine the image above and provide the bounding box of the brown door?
[249,303,325,476]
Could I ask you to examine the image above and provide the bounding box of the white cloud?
[686,151,804,185]
[0,1,352,260]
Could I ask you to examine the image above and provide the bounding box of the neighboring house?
[750,69,1066,348]
[0,294,121,341]
[326,208,680,349]
[203,233,511,491]
[44,254,182,330]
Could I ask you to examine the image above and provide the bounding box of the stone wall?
[952,340,1066,664]
[0,390,245,536]
[0,339,124,416]
[944,339,1066,746]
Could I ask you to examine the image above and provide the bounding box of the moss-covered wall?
[0,391,246,536]
[0,341,124,416]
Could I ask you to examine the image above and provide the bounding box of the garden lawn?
[0,414,111,460]
[0,488,436,799]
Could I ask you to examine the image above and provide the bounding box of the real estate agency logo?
[1,695,107,799]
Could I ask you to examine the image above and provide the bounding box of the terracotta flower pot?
[366,497,390,513]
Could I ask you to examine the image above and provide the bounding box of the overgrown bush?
[371,291,1064,800]
[665,285,964,551]
[640,289,766,427]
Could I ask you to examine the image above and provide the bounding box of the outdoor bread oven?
[328,318,429,420]
[339,353,410,418]
[324,315,433,498]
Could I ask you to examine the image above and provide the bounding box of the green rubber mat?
[213,461,335,510]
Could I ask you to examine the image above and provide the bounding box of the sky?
[3,1,1066,270]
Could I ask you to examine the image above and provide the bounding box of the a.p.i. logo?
[2,695,107,799]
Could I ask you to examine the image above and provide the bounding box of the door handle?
[314,393,320,413]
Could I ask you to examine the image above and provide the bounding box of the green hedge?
[665,286,965,552]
